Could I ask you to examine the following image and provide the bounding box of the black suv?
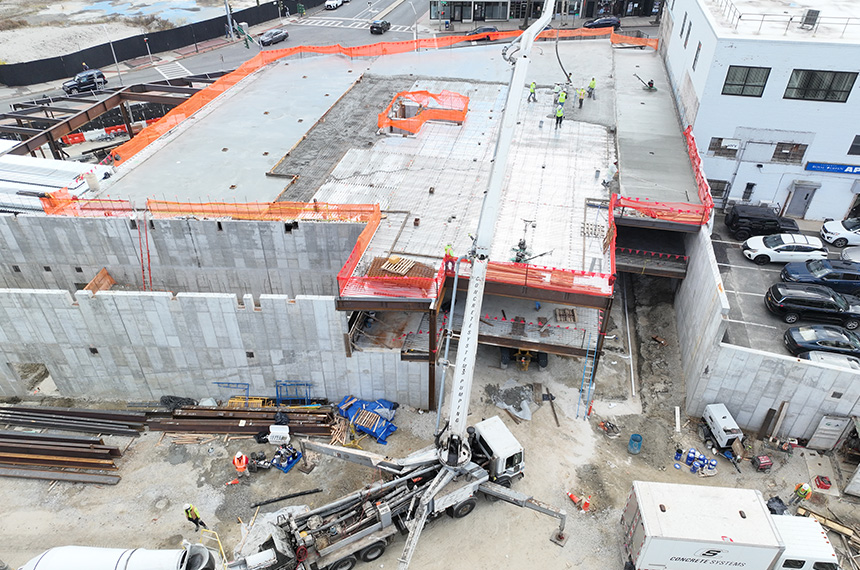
[765,283,860,329]
[781,260,860,297]
[723,204,799,241]
[370,20,391,34]
[62,69,107,94]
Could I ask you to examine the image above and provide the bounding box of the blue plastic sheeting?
[337,395,399,444]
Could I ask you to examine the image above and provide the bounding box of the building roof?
[701,0,860,42]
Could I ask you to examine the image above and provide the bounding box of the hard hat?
[235,451,243,458]
[184,503,191,510]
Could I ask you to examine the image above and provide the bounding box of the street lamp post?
[144,37,153,64]
[103,24,123,86]
[408,1,418,51]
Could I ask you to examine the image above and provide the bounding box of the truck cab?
[771,516,840,570]
[470,416,525,484]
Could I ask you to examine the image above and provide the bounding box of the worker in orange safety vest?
[233,451,249,477]
[789,482,811,505]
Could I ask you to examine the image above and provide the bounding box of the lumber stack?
[0,405,145,436]
[147,405,336,437]
[0,430,122,485]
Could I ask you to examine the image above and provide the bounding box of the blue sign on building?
[805,162,860,174]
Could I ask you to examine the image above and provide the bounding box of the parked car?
[783,324,860,357]
[820,218,860,248]
[797,351,860,370]
[842,246,860,263]
[325,0,343,9]
[723,203,799,241]
[370,20,391,34]
[62,69,107,94]
[741,233,827,265]
[583,16,621,30]
[781,259,860,296]
[764,283,860,329]
[260,29,289,46]
[465,26,499,39]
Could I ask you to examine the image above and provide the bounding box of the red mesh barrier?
[684,125,714,215]
[378,90,469,134]
[444,257,614,297]
[613,195,711,225]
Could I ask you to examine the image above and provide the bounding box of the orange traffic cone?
[226,478,240,486]
[581,495,591,512]
[567,492,581,506]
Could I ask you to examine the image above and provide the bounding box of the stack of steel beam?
[147,406,336,436]
[0,430,122,485]
[0,406,145,436]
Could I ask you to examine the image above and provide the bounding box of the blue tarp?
[337,396,398,444]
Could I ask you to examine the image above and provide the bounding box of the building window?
[680,12,687,37]
[722,66,770,97]
[684,23,692,47]
[483,2,506,19]
[708,137,739,158]
[742,183,756,201]
[784,69,857,102]
[707,180,729,200]
[772,142,808,164]
[692,42,702,70]
[849,135,860,156]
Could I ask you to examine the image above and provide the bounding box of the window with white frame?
[784,69,857,102]
[692,42,702,70]
[722,66,770,97]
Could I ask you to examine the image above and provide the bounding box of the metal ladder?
[199,529,229,570]
[576,333,597,419]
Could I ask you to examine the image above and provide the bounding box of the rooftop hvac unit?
[800,9,820,28]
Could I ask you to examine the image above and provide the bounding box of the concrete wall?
[675,227,730,408]
[692,345,860,440]
[0,289,429,407]
[0,215,363,297]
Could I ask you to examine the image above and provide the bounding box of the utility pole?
[102,24,123,86]
[225,0,235,39]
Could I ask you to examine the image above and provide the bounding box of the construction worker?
[554,105,564,129]
[444,244,455,272]
[233,451,249,477]
[587,77,596,98]
[527,81,537,103]
[558,89,567,107]
[553,83,562,105]
[183,503,208,531]
[789,483,812,505]
[577,87,586,108]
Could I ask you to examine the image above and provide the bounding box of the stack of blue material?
[337,396,399,444]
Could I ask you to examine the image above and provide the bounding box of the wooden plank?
[770,401,790,440]
[796,507,860,548]
[0,464,120,484]
[757,408,777,440]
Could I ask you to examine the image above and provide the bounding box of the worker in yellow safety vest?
[587,77,596,98]
[558,89,567,107]
[527,81,536,102]
[554,105,564,129]
[184,504,208,531]
[789,482,811,505]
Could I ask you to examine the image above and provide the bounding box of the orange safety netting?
[109,31,656,167]
[613,195,711,225]
[378,90,469,134]
[683,125,714,214]
[447,258,614,297]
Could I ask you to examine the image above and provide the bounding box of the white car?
[741,233,828,265]
[820,218,860,248]
[325,0,343,8]
[798,350,860,370]
[842,246,860,263]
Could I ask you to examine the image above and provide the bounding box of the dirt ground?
[2,275,860,570]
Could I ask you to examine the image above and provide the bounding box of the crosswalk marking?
[155,61,192,80]
[292,18,411,32]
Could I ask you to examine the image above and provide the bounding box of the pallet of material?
[0,464,120,485]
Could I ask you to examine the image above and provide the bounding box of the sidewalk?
[416,14,659,35]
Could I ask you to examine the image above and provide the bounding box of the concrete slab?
[803,449,840,497]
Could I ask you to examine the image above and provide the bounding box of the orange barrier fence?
[613,195,711,225]
[448,258,614,297]
[378,90,469,134]
[683,125,714,215]
[109,31,656,168]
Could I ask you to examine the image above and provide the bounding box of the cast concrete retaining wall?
[0,290,429,407]
[0,215,362,298]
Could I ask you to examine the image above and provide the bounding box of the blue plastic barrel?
[674,448,683,461]
[686,448,697,465]
[691,460,703,473]
[628,434,643,454]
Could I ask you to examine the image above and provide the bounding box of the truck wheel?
[500,346,510,369]
[328,556,357,570]
[834,238,849,248]
[451,497,477,519]
[733,229,750,241]
[359,542,386,562]
[537,352,548,369]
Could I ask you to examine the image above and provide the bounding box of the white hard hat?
[235,451,243,458]
[184,503,191,510]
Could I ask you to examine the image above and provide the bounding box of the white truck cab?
[471,416,525,483]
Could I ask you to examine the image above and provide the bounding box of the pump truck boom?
[229,2,568,569]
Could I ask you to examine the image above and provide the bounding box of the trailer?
[621,481,840,570]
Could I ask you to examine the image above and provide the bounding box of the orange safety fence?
[448,258,614,297]
[146,200,379,222]
[683,125,714,215]
[108,31,656,168]
[613,195,711,225]
[378,90,469,134]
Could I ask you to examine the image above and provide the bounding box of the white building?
[660,0,860,220]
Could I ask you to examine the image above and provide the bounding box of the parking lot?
[711,216,844,355]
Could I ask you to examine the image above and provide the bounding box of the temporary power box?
[703,403,744,449]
